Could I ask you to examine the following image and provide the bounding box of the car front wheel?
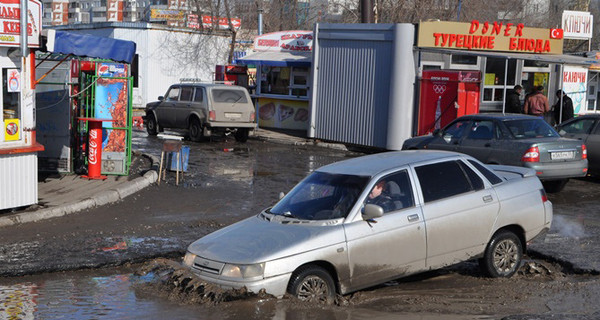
[480,230,523,278]
[189,118,202,142]
[287,265,335,304]
[146,114,158,136]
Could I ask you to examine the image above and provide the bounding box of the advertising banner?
[562,65,588,115]
[201,15,241,30]
[4,118,19,141]
[254,30,312,52]
[150,9,185,21]
[257,98,309,130]
[0,0,41,47]
[6,68,19,92]
[94,77,128,152]
[562,10,593,39]
[418,20,563,54]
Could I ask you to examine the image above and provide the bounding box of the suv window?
[166,87,180,101]
[415,160,476,203]
[180,87,193,102]
[212,89,248,103]
[194,88,204,103]
[468,160,503,185]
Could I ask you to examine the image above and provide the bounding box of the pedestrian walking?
[523,86,549,117]
[553,90,574,125]
[505,85,523,114]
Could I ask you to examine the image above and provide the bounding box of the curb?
[250,131,348,151]
[0,152,159,228]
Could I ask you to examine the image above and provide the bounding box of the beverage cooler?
[215,65,249,88]
[418,70,481,135]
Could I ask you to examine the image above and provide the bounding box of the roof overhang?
[237,51,312,67]
[418,48,598,66]
[45,29,136,64]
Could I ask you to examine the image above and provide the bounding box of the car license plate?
[551,151,574,160]
[225,112,242,119]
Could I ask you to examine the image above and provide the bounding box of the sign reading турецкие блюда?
[418,20,564,55]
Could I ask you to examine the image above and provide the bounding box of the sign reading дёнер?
[0,0,41,48]
[418,20,563,55]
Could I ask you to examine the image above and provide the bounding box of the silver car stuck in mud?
[183,150,552,303]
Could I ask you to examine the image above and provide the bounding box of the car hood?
[402,135,435,149]
[187,214,346,264]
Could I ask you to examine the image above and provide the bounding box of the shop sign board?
[150,9,185,21]
[418,20,563,54]
[6,68,19,92]
[562,65,588,115]
[562,11,593,40]
[201,15,241,30]
[254,30,313,52]
[0,0,41,48]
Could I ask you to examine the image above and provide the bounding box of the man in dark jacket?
[506,85,523,113]
[553,90,574,124]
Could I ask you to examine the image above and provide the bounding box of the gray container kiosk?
[309,23,416,150]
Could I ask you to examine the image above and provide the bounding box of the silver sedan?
[183,150,552,303]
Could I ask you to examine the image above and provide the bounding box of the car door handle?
[407,214,419,222]
[483,195,493,203]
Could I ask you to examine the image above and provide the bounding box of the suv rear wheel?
[146,114,158,136]
[189,118,202,142]
[234,128,249,142]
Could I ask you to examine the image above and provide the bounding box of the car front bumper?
[191,270,292,298]
[524,159,588,180]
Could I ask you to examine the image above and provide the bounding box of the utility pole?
[361,0,373,23]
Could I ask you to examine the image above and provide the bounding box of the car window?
[166,87,180,101]
[559,119,595,134]
[212,89,248,103]
[180,87,194,102]
[466,120,494,140]
[415,160,475,203]
[458,160,484,190]
[364,170,414,214]
[442,120,470,141]
[468,160,503,185]
[504,119,559,139]
[593,121,600,135]
[194,88,204,103]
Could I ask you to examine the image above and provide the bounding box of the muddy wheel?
[287,265,335,304]
[480,230,522,278]
[542,179,568,193]
[234,128,249,142]
[189,118,202,142]
[146,114,158,136]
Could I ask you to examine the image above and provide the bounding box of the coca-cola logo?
[89,130,98,165]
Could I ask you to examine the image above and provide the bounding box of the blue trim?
[52,31,137,64]
[237,59,310,67]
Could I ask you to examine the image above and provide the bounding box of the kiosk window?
[261,66,309,97]
[2,68,20,121]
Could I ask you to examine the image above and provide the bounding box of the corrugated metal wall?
[310,23,416,150]
[0,154,38,210]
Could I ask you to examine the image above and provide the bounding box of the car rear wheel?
[542,179,568,193]
[234,128,249,142]
[189,118,202,142]
[287,265,335,304]
[146,114,158,136]
[480,230,522,278]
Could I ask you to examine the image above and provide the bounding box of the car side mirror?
[158,96,164,101]
[279,192,285,200]
[362,204,384,220]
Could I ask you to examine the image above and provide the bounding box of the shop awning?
[237,51,312,67]
[45,29,136,64]
[419,48,598,66]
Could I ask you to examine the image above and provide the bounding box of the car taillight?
[582,144,587,159]
[250,111,255,122]
[209,110,216,121]
[540,189,548,202]
[522,146,540,162]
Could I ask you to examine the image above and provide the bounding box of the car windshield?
[269,172,369,220]
[504,119,559,139]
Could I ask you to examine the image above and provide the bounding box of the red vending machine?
[215,65,249,88]
[418,70,481,135]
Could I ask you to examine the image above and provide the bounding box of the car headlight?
[221,263,265,279]
[183,252,196,267]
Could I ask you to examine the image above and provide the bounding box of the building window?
[483,57,517,102]
[260,66,309,98]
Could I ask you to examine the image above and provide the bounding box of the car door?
[456,119,496,162]
[155,86,179,128]
[173,86,194,128]
[343,169,426,292]
[412,159,500,270]
[425,119,472,151]
[586,121,600,172]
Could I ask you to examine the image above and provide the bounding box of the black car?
[556,114,600,175]
[402,114,588,192]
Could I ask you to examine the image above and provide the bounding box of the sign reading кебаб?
[0,0,41,48]
[418,20,563,55]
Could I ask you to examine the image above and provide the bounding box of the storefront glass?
[260,66,309,97]
[483,58,517,102]
[2,67,21,142]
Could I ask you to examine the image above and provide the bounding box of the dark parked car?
[556,114,600,175]
[402,114,588,192]
[145,82,256,142]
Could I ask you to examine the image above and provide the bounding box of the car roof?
[173,83,245,89]
[317,150,462,177]
[458,113,540,121]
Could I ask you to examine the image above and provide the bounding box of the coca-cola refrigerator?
[418,70,481,136]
